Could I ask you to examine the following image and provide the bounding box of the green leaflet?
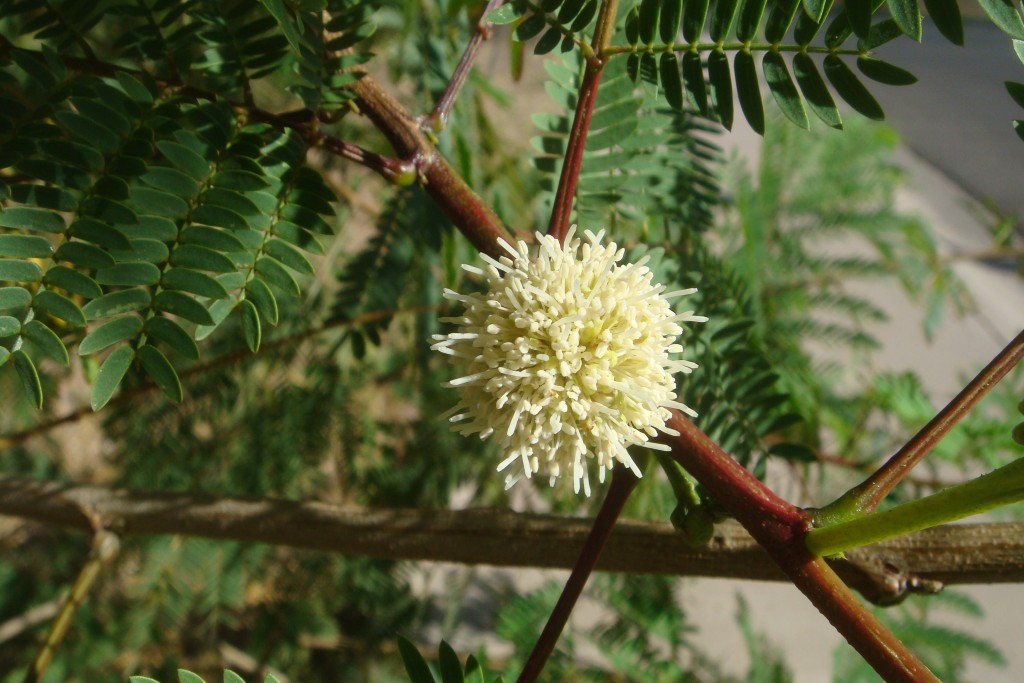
[145,316,200,360]
[33,290,86,327]
[0,234,54,258]
[793,53,843,129]
[91,345,135,410]
[240,298,261,352]
[82,288,152,320]
[763,52,809,130]
[0,259,43,283]
[824,54,885,120]
[922,0,962,45]
[245,278,279,326]
[13,349,43,409]
[137,344,183,403]
[154,290,215,325]
[80,316,144,355]
[978,0,1024,39]
[44,266,103,299]
[0,286,32,310]
[734,51,765,135]
[0,206,66,233]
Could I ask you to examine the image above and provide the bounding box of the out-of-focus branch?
[2,476,1023,603]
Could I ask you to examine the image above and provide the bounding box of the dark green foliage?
[618,0,925,134]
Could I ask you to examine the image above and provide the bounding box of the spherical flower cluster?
[431,228,706,496]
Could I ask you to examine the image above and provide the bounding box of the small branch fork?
[424,0,506,132]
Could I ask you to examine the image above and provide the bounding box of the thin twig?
[425,0,506,131]
[546,0,619,243]
[24,531,120,683]
[517,468,639,683]
[818,328,1024,521]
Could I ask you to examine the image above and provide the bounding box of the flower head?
[431,228,706,496]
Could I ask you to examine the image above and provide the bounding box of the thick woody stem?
[820,327,1024,522]
[665,413,939,683]
[350,77,513,259]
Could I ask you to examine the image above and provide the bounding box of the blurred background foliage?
[0,0,1022,681]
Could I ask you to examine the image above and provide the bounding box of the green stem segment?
[26,531,119,683]
[808,457,1024,557]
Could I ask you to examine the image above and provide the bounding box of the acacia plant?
[0,0,1023,681]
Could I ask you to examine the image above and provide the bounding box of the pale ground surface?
[428,29,1024,683]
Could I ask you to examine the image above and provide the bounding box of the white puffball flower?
[431,227,707,497]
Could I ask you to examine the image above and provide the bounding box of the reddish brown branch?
[350,77,513,258]
[517,469,639,683]
[664,413,938,683]
[546,0,619,243]
[425,0,506,130]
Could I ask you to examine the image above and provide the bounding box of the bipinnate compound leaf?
[398,635,435,683]
[137,344,182,402]
[13,349,43,409]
